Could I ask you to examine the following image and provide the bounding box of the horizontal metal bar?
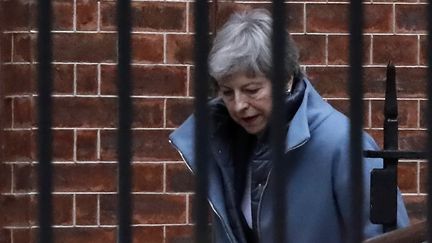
[364,150,427,160]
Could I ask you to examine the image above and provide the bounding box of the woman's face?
[218,73,272,135]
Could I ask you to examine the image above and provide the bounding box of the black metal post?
[271,1,287,242]
[116,0,133,241]
[369,64,398,232]
[37,0,53,241]
[348,0,364,242]
[193,0,211,242]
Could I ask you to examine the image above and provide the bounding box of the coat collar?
[169,78,334,173]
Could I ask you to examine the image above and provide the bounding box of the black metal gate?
[34,0,432,242]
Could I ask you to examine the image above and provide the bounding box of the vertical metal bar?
[116,0,133,241]
[426,0,432,240]
[271,1,287,242]
[382,64,398,232]
[37,0,53,241]
[348,0,364,242]
[0,2,4,237]
[193,0,211,242]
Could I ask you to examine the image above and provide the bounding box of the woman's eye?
[245,88,259,94]
[222,90,233,97]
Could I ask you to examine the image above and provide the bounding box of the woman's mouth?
[241,115,259,124]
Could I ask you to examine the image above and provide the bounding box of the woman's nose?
[234,94,248,112]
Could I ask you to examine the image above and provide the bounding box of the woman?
[169,9,409,243]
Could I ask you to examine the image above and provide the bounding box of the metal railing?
[33,0,432,243]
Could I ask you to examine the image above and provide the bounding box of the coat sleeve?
[332,132,410,240]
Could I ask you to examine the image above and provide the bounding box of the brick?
[3,130,33,161]
[52,130,74,161]
[366,129,383,148]
[133,226,164,243]
[326,99,369,127]
[14,163,36,192]
[3,64,35,95]
[53,33,116,62]
[0,229,11,243]
[53,164,116,192]
[132,163,163,192]
[26,1,72,30]
[54,228,115,243]
[420,162,427,193]
[53,64,74,94]
[53,194,74,225]
[190,2,245,33]
[75,194,97,225]
[190,2,248,33]
[0,195,35,226]
[100,194,187,224]
[77,65,98,95]
[52,97,164,128]
[420,35,427,65]
[77,0,98,31]
[134,98,165,128]
[76,130,97,161]
[188,66,195,96]
[166,98,194,128]
[13,33,35,62]
[52,97,119,127]
[101,2,186,32]
[396,5,427,33]
[12,229,35,243]
[0,163,11,193]
[100,130,180,161]
[363,67,427,98]
[284,3,305,33]
[305,67,348,98]
[52,1,74,30]
[371,100,418,128]
[166,34,193,64]
[307,4,392,33]
[404,195,426,224]
[1,34,12,63]
[420,100,426,128]
[373,36,418,65]
[191,3,304,34]
[292,35,325,65]
[4,97,12,128]
[166,225,194,243]
[327,35,371,65]
[101,65,187,96]
[363,4,393,33]
[374,0,417,2]
[306,4,348,33]
[166,163,194,193]
[399,130,427,151]
[397,162,417,193]
[2,0,32,31]
[132,34,164,64]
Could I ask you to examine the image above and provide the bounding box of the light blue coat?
[169,78,409,243]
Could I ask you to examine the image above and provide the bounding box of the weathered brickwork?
[0,0,428,242]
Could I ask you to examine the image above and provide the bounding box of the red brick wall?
[0,0,427,242]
